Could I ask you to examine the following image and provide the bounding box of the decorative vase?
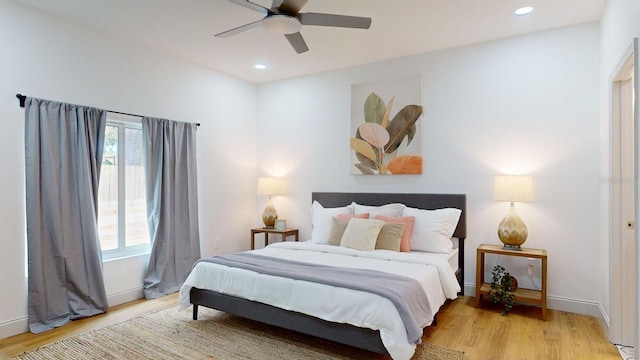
[509,275,518,291]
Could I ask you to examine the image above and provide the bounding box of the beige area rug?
[12,306,466,360]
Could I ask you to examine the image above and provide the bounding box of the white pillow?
[402,206,462,253]
[340,218,385,251]
[310,201,353,244]
[352,202,405,218]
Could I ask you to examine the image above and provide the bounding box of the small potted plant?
[489,265,517,315]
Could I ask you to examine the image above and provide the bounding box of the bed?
[179,192,466,359]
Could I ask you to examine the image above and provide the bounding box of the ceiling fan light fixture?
[514,6,533,16]
[262,15,302,34]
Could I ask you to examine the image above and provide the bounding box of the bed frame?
[190,192,466,355]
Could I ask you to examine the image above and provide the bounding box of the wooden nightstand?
[251,227,299,250]
[475,244,548,320]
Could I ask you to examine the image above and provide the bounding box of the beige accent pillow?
[327,213,370,245]
[375,222,406,251]
[375,215,415,252]
[310,201,353,244]
[327,217,349,246]
[340,218,385,251]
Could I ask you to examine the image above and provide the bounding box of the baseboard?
[463,283,475,297]
[464,283,602,317]
[0,316,28,340]
[0,287,144,340]
[598,302,611,339]
[546,295,601,317]
[106,287,144,307]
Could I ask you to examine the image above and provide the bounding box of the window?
[97,118,150,260]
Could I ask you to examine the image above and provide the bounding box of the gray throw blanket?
[197,252,431,343]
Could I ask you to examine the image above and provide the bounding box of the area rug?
[12,306,466,360]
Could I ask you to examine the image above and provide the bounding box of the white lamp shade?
[257,177,287,196]
[493,175,534,203]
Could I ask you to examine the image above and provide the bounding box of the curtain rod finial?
[16,93,26,108]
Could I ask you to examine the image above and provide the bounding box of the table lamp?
[493,175,534,250]
[257,177,287,228]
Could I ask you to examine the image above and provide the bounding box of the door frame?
[609,38,638,348]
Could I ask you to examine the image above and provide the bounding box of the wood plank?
[479,283,543,302]
[477,243,547,258]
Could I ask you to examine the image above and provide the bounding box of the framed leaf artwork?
[350,75,423,175]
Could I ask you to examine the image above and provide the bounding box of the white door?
[609,38,637,348]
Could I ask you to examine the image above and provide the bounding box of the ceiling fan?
[216,0,372,54]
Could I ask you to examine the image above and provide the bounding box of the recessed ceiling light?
[254,64,267,70]
[514,6,533,15]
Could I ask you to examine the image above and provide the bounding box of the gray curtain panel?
[142,117,201,299]
[24,97,108,334]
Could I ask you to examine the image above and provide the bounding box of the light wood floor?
[0,294,622,360]
[425,296,622,359]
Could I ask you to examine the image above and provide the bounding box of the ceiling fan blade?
[228,0,269,15]
[278,0,308,14]
[271,0,284,9]
[300,12,372,29]
[215,19,263,38]
[285,32,309,54]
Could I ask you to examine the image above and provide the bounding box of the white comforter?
[178,242,460,360]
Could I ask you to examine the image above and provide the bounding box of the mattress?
[178,241,460,360]
[447,247,459,271]
[412,239,458,271]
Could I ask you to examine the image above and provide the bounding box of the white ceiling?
[17,0,607,84]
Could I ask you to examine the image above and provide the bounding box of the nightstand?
[251,227,299,250]
[475,243,548,320]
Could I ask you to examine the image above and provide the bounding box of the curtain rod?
[15,94,200,127]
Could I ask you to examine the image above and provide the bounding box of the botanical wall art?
[350,75,423,175]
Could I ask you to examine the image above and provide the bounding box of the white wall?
[257,23,601,316]
[599,0,640,338]
[0,0,257,338]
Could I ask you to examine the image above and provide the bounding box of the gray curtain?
[142,117,200,299]
[24,97,108,334]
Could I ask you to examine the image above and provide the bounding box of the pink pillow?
[338,213,370,220]
[375,215,415,252]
